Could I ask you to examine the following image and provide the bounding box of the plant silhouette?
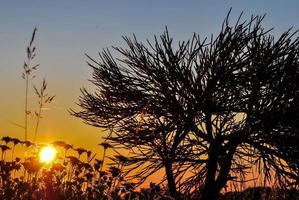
[22,27,38,141]
[72,11,299,200]
[20,28,56,143]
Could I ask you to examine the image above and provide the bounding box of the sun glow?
[39,145,57,164]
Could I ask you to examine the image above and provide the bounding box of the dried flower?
[52,141,66,148]
[109,166,121,177]
[75,147,87,157]
[12,138,21,145]
[1,136,12,144]
[0,145,10,152]
[99,142,112,149]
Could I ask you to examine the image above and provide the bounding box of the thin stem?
[100,148,107,171]
[24,75,29,141]
[11,145,15,161]
[33,97,43,143]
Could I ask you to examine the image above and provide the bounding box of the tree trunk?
[164,160,178,199]
[200,188,219,200]
[200,142,220,200]
[200,142,238,200]
[216,144,238,194]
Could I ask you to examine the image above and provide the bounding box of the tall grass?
[22,27,38,141]
[33,79,55,143]
[21,28,55,142]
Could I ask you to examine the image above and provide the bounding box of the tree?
[72,12,299,200]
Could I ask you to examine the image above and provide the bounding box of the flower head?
[99,142,112,149]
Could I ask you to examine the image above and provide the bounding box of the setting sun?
[39,145,57,164]
[1,2,299,199]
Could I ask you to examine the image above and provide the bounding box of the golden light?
[39,145,57,164]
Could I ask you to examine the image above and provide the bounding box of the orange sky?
[0,79,101,150]
[1,0,298,150]
[1,1,298,189]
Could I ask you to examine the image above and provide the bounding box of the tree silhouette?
[72,12,299,200]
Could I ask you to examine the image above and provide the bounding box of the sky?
[0,0,299,161]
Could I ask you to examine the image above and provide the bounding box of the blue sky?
[1,1,299,80]
[0,0,299,147]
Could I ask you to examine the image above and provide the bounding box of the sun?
[39,145,57,164]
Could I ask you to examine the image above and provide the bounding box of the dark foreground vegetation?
[1,136,299,200]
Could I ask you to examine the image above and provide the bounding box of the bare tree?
[72,12,299,200]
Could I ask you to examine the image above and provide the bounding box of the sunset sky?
[1,0,299,157]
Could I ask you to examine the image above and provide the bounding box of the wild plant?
[21,28,55,143]
[33,79,55,142]
[1,136,298,199]
[22,28,38,141]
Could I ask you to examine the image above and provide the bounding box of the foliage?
[72,11,299,200]
[0,136,137,200]
[1,136,299,200]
